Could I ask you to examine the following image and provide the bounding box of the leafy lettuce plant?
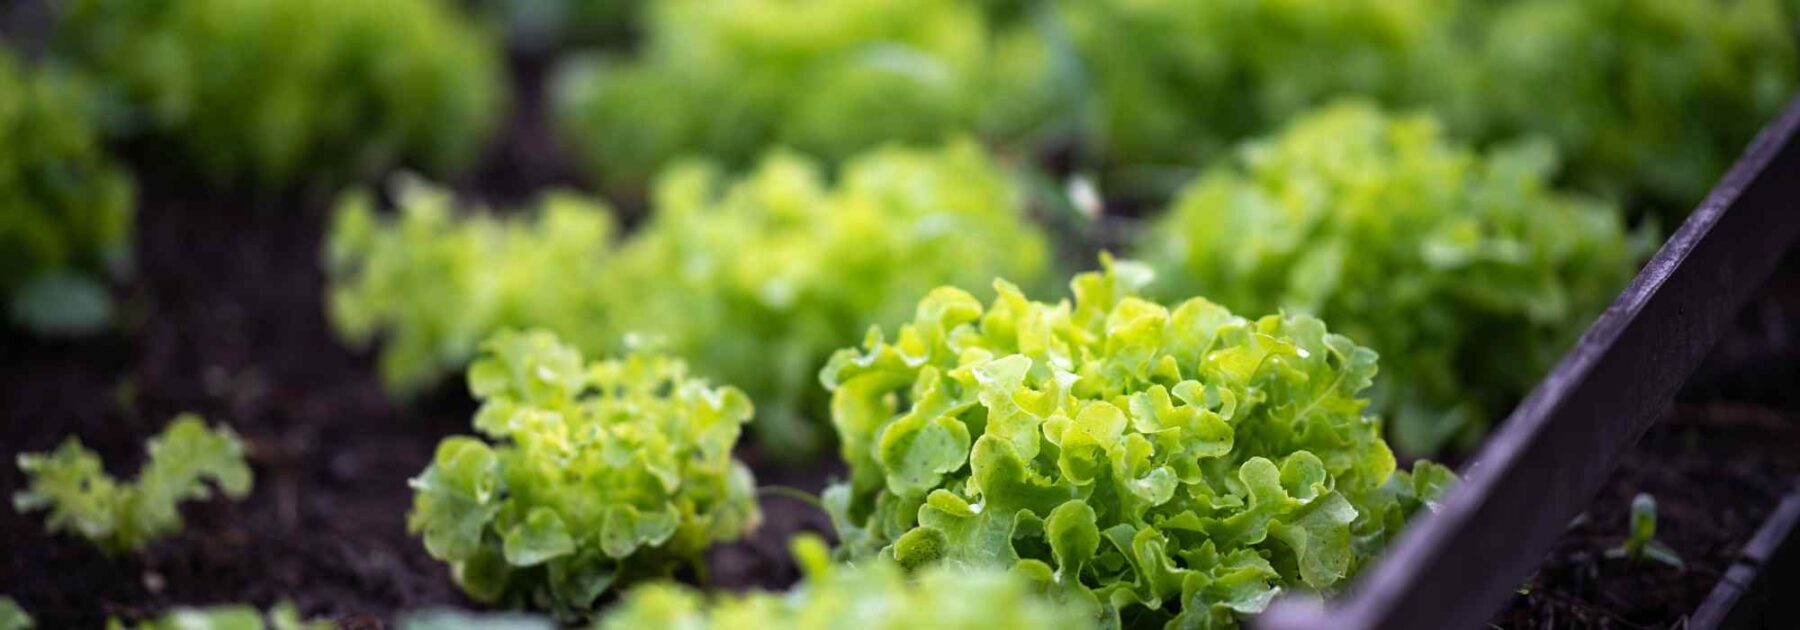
[326,141,1051,460]
[551,0,1062,191]
[599,140,1053,458]
[107,602,327,630]
[12,414,253,556]
[599,536,1102,629]
[325,179,619,396]
[822,257,1454,628]
[408,330,760,618]
[1137,103,1645,455]
[55,0,504,187]
[0,49,133,335]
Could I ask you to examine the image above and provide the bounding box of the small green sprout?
[1606,493,1684,571]
[12,414,253,555]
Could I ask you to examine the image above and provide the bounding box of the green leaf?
[408,437,500,561]
[504,508,576,567]
[1047,500,1100,581]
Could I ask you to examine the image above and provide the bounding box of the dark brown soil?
[1488,253,1800,629]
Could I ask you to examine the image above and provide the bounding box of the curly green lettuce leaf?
[1137,103,1646,455]
[408,330,760,619]
[824,257,1452,628]
[54,0,504,187]
[13,414,252,555]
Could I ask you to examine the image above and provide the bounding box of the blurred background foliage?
[326,141,1051,460]
[551,0,1074,194]
[0,46,131,335]
[1138,103,1648,455]
[2,0,1794,458]
[53,0,506,188]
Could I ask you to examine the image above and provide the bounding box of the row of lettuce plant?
[7,102,1641,626]
[58,0,1775,210]
[396,258,1454,627]
[331,101,1644,459]
[7,0,1783,341]
[327,140,1050,461]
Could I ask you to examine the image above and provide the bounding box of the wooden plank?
[1690,487,1800,629]
[1257,95,1800,630]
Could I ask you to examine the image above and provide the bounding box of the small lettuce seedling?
[13,414,252,556]
[1606,493,1684,571]
[823,257,1451,628]
[408,330,760,618]
[599,536,1101,629]
[107,602,327,630]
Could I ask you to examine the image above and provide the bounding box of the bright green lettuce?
[408,330,760,619]
[12,414,253,556]
[1137,103,1646,455]
[822,257,1452,628]
[551,0,1063,192]
[326,141,1051,459]
[598,536,1103,629]
[599,140,1052,458]
[55,0,505,187]
[325,179,619,396]
[107,602,327,630]
[0,48,133,335]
